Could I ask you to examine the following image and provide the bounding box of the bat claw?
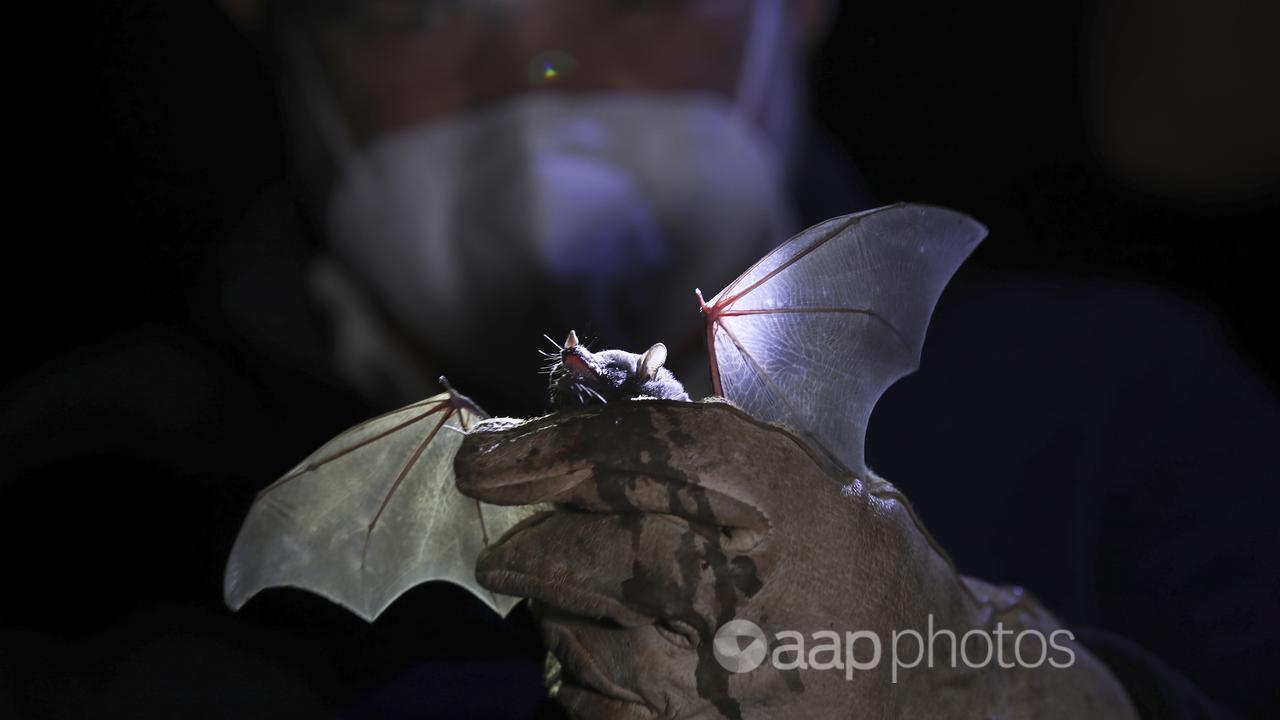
[695,287,708,313]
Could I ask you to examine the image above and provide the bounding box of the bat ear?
[638,343,668,382]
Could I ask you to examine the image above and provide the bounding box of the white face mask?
[304,1,799,405]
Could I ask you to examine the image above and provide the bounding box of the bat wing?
[224,386,530,621]
[699,203,985,476]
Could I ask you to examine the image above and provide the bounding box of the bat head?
[548,331,690,409]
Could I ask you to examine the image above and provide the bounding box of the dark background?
[3,1,1277,719]
[8,1,1278,387]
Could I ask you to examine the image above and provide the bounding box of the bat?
[223,202,985,621]
[548,330,690,408]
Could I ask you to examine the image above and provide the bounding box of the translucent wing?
[699,203,986,476]
[224,386,530,620]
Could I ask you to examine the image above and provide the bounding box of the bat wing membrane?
[705,203,986,476]
[224,391,530,621]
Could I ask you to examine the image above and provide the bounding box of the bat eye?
[638,342,667,382]
[562,330,579,350]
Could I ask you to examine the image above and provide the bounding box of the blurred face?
[258,0,814,408]
[290,0,763,145]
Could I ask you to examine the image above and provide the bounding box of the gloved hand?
[456,400,1137,720]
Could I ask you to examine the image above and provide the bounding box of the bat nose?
[562,347,592,377]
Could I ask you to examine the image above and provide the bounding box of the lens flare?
[528,50,577,86]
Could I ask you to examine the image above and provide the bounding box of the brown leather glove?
[456,400,1137,720]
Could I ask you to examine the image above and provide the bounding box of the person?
[220,0,863,413]
[3,0,1275,717]
[213,1,1275,716]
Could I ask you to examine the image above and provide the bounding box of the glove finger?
[537,610,698,719]
[476,505,772,637]
[456,401,825,531]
